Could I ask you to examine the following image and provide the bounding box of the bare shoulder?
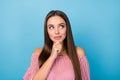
[76,46,86,56]
[33,48,43,55]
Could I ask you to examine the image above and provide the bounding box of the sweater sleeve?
[79,56,90,80]
[23,53,39,80]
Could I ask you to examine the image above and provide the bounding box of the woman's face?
[47,16,66,43]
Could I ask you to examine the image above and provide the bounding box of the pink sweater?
[23,53,90,80]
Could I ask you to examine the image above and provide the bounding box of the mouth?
[54,36,62,40]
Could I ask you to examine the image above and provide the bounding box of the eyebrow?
[59,23,66,25]
[47,23,66,26]
[47,24,53,27]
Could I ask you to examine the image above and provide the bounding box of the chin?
[53,39,64,43]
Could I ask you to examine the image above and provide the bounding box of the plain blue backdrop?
[0,0,120,80]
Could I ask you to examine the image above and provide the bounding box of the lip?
[54,36,62,40]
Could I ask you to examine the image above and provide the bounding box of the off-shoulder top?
[23,53,90,80]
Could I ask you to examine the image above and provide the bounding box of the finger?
[53,42,60,48]
[57,50,59,53]
[54,41,60,45]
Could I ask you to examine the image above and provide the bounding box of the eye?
[59,24,64,29]
[48,26,54,30]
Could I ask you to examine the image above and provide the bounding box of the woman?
[24,10,90,80]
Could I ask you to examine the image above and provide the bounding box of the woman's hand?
[50,41,62,58]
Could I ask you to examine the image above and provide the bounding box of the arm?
[23,53,39,80]
[76,46,90,80]
[33,42,62,80]
[79,56,90,80]
[33,54,56,80]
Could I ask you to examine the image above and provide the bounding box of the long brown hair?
[38,10,82,80]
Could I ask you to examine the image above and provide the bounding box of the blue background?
[0,0,120,80]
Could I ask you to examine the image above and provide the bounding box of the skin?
[47,16,66,44]
[33,16,86,80]
[33,16,67,80]
[47,15,67,56]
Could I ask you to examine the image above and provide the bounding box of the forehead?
[47,16,66,25]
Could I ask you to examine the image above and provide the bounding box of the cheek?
[61,29,66,37]
[48,30,54,38]
[62,28,66,35]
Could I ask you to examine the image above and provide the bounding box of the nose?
[55,28,59,34]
